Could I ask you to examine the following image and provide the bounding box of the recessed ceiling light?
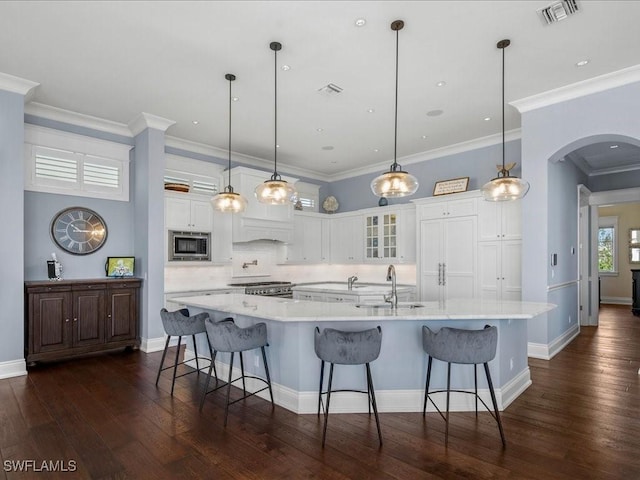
[355,18,366,27]
[576,59,589,67]
[421,135,427,139]
[192,120,199,125]
[276,144,280,148]
[484,117,491,121]
[436,81,446,87]
[426,109,443,117]
[281,65,291,71]
[373,148,379,153]
[330,160,338,164]
[610,144,619,149]
[232,97,239,102]
[367,108,375,113]
[322,146,334,151]
[316,128,324,132]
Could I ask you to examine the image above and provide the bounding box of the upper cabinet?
[477,200,522,241]
[362,205,416,263]
[229,167,297,243]
[165,194,213,232]
[417,193,477,221]
[330,213,364,264]
[286,212,330,263]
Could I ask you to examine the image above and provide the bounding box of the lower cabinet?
[632,269,640,316]
[25,278,142,365]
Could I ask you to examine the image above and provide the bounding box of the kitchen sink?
[355,303,424,309]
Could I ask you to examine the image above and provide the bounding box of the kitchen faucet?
[384,264,398,309]
[242,259,258,269]
[347,275,358,290]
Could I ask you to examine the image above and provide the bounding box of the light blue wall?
[521,81,640,346]
[0,90,26,364]
[329,140,522,212]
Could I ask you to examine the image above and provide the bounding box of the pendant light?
[211,74,248,213]
[371,20,419,199]
[255,41,297,205]
[481,39,530,202]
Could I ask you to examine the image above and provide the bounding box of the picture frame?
[105,256,135,277]
[433,177,469,196]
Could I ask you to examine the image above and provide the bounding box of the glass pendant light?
[211,73,247,213]
[255,41,297,205]
[371,20,419,199]
[481,39,530,202]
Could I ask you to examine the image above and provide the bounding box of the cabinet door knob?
[73,318,78,322]
[108,314,112,318]
[65,318,70,322]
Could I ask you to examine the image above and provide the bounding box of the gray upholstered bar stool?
[314,326,383,447]
[199,318,274,426]
[156,308,216,395]
[422,324,506,447]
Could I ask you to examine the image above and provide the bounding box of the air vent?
[538,0,580,24]
[317,83,343,96]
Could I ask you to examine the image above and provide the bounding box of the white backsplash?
[164,241,416,293]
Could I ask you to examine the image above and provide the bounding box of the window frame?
[598,216,618,276]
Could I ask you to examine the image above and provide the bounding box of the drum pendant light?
[212,73,248,213]
[255,41,297,205]
[371,20,419,199]
[481,39,530,202]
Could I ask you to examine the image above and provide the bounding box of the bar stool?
[314,326,383,447]
[422,324,506,447]
[199,319,274,426]
[156,308,216,395]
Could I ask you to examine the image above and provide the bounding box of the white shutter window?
[33,146,79,188]
[191,179,218,195]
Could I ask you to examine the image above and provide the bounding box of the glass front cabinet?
[363,206,415,263]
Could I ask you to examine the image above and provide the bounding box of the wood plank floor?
[2,304,638,479]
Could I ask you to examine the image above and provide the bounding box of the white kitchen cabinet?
[477,199,522,241]
[478,240,522,301]
[417,194,477,221]
[165,194,213,232]
[418,215,477,302]
[330,213,364,264]
[211,209,233,264]
[286,212,331,263]
[362,205,416,263]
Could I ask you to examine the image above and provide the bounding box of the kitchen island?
[172,293,554,414]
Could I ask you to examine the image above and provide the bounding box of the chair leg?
[423,355,433,416]
[366,367,371,415]
[445,362,451,447]
[171,336,182,396]
[239,352,246,396]
[322,363,334,447]
[261,346,274,405]
[484,362,506,447]
[192,334,199,374]
[317,360,325,417]
[224,352,234,427]
[474,363,478,416]
[155,335,171,386]
[204,331,218,385]
[199,352,215,412]
[366,363,383,446]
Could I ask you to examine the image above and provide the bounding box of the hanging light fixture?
[211,73,247,213]
[255,41,297,205]
[371,20,419,198]
[481,39,530,202]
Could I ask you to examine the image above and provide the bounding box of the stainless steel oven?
[228,282,293,298]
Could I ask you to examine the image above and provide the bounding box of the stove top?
[228,281,293,297]
[228,281,291,287]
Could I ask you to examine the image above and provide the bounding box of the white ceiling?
[2,1,640,181]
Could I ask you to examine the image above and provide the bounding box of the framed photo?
[105,256,135,277]
[433,177,470,196]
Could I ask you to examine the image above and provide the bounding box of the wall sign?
[433,177,469,196]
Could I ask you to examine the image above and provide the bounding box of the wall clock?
[50,207,108,255]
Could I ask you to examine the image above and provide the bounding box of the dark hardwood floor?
[2,304,638,479]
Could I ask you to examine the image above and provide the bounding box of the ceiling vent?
[538,0,580,25]
[317,83,343,96]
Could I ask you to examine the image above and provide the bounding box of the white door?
[478,242,500,301]
[443,216,477,299]
[501,240,522,300]
[420,219,444,301]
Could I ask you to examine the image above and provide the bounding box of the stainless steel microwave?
[168,230,211,261]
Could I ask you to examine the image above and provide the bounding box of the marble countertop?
[171,293,555,323]
[291,282,416,294]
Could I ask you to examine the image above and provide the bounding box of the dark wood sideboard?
[25,278,142,366]
[632,269,640,316]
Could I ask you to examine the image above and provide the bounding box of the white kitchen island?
[172,294,554,414]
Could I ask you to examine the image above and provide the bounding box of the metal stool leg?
[445,362,451,447]
[204,331,218,385]
[322,363,334,447]
[423,355,433,415]
[239,351,247,396]
[261,346,274,405]
[366,363,383,446]
[484,362,506,447]
[192,334,199,373]
[199,350,216,412]
[317,360,325,417]
[474,363,478,416]
[171,336,182,396]
[366,367,371,415]
[224,352,235,427]
[156,335,171,386]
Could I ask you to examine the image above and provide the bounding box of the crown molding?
[511,64,640,113]
[128,112,176,136]
[0,72,39,102]
[328,129,522,182]
[25,102,133,137]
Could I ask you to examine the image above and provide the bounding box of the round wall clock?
[50,207,108,255]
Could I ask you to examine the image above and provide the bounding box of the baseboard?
[185,349,520,414]
[0,358,28,379]
[528,323,580,360]
[600,296,632,305]
[140,335,178,353]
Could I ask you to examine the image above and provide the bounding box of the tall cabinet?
[415,194,477,302]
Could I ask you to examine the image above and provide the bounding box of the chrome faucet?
[347,275,358,290]
[242,259,258,269]
[384,264,398,309]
